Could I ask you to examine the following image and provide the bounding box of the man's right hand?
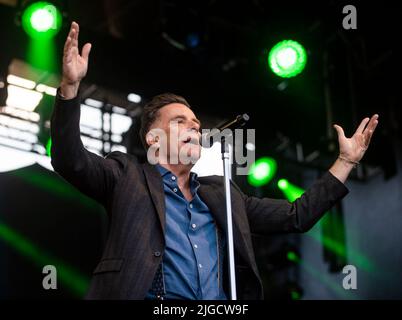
[60,21,92,100]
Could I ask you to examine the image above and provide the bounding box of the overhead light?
[36,83,57,96]
[111,114,132,135]
[21,1,62,39]
[84,98,103,108]
[186,33,201,48]
[80,105,102,129]
[268,40,307,78]
[0,114,39,133]
[1,106,40,122]
[7,75,36,90]
[6,85,43,111]
[0,136,33,152]
[127,93,142,103]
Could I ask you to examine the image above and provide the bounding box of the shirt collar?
[156,164,200,192]
[156,164,170,177]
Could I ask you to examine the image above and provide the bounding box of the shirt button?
[189,204,193,209]
[153,251,161,257]
[171,176,176,181]
[198,264,203,268]
[173,188,178,192]
[194,244,198,249]
[191,223,197,229]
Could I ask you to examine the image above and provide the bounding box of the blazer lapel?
[198,179,252,268]
[142,162,166,234]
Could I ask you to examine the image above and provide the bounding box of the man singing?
[51,22,379,300]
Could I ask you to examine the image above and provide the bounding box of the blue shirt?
[147,165,226,300]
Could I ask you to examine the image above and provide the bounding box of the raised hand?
[60,22,91,99]
[333,114,379,164]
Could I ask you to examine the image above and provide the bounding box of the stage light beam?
[277,178,305,202]
[0,220,89,297]
[277,179,376,273]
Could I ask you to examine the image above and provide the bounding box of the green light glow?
[31,8,55,31]
[278,179,288,190]
[268,40,307,78]
[308,223,375,273]
[46,138,52,157]
[11,166,101,211]
[287,251,300,263]
[26,32,58,72]
[277,178,304,202]
[22,3,60,71]
[0,220,89,297]
[248,157,277,187]
[278,178,376,273]
[21,2,62,39]
[298,259,355,299]
[291,290,301,300]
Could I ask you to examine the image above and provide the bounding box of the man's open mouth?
[182,135,199,145]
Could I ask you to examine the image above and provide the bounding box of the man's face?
[147,103,202,165]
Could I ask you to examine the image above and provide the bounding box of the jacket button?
[153,251,161,257]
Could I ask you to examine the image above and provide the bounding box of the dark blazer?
[50,94,349,300]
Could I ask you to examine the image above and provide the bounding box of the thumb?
[333,124,346,139]
[81,43,92,62]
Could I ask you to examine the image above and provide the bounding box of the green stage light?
[21,2,62,39]
[277,178,305,202]
[248,157,277,187]
[268,40,307,78]
[278,179,288,190]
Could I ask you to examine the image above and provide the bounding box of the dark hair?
[139,93,191,149]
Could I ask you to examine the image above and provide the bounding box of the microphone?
[200,113,250,148]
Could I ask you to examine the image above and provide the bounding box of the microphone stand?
[221,135,237,300]
[205,113,249,300]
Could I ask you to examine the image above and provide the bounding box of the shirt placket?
[187,201,204,299]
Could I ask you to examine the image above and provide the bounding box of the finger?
[71,21,79,38]
[68,22,78,44]
[364,130,374,148]
[64,45,78,64]
[355,117,370,135]
[64,51,72,64]
[73,21,79,41]
[64,47,74,64]
[67,22,76,39]
[363,120,378,147]
[81,43,92,62]
[71,45,79,57]
[333,124,346,139]
[63,36,72,55]
[63,38,73,63]
[67,22,79,49]
[363,114,379,134]
[71,29,78,49]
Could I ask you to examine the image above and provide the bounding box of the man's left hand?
[333,114,379,163]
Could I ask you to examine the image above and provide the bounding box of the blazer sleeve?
[50,92,125,206]
[241,171,349,235]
